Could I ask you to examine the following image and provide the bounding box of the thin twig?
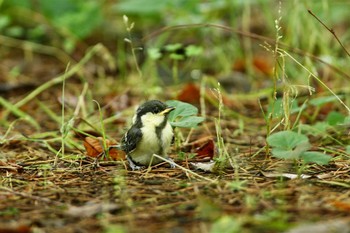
[283,50,350,114]
[308,9,350,57]
[0,186,64,206]
[152,154,217,183]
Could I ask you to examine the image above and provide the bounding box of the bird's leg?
[92,151,105,169]
[93,156,100,169]
[165,157,176,169]
[127,156,143,170]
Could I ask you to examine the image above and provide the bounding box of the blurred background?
[1,0,349,85]
[0,0,349,132]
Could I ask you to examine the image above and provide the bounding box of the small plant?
[166,100,204,128]
[166,100,204,151]
[123,15,143,77]
[266,130,332,165]
[148,43,203,83]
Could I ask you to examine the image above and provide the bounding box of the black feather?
[135,100,167,119]
[121,124,142,153]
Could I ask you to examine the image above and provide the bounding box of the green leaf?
[164,43,183,52]
[271,142,311,160]
[39,0,103,39]
[169,53,185,60]
[267,131,309,150]
[166,100,204,128]
[298,122,329,136]
[170,116,204,128]
[148,48,162,60]
[166,100,198,121]
[267,98,299,118]
[326,111,345,126]
[185,45,203,57]
[309,95,344,107]
[301,151,332,165]
[267,131,311,160]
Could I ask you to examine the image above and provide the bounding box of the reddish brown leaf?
[109,147,126,160]
[252,56,273,75]
[232,56,272,75]
[232,59,246,73]
[177,83,201,105]
[183,136,216,159]
[195,138,215,159]
[332,201,350,212]
[83,137,125,160]
[0,225,31,233]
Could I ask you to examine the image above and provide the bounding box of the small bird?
[121,100,176,170]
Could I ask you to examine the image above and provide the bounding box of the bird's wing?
[121,126,142,154]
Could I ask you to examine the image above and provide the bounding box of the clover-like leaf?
[267,131,309,150]
[301,151,332,165]
[267,131,310,160]
[166,100,204,128]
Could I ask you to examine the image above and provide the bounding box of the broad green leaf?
[148,48,162,60]
[170,116,204,128]
[326,111,345,126]
[309,95,344,107]
[267,131,309,150]
[166,100,204,128]
[164,43,183,52]
[267,131,311,160]
[169,53,185,60]
[271,141,311,160]
[166,100,198,121]
[301,151,332,165]
[298,122,329,136]
[267,98,299,119]
[185,45,203,57]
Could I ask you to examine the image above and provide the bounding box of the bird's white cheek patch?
[141,113,165,126]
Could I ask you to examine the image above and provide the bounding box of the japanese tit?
[121,100,176,170]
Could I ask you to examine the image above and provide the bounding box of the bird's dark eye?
[153,107,161,114]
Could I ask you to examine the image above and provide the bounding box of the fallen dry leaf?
[232,56,273,75]
[261,171,311,179]
[65,202,120,218]
[177,82,201,105]
[195,138,216,159]
[83,137,125,160]
[332,201,350,212]
[182,136,216,159]
[190,161,215,172]
[0,225,31,233]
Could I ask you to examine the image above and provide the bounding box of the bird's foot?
[127,156,144,171]
[165,157,176,169]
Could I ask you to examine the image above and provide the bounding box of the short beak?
[159,106,175,115]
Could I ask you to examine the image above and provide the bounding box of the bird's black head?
[136,100,168,118]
